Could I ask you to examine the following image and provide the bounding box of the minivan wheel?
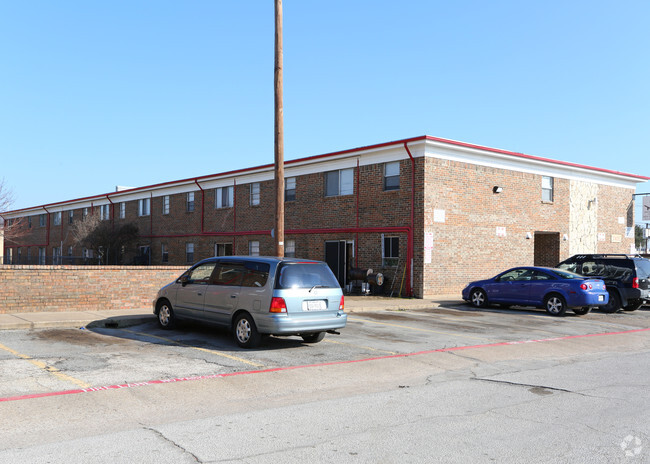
[157,300,176,329]
[301,332,326,344]
[233,314,261,349]
[601,291,621,313]
[545,294,567,317]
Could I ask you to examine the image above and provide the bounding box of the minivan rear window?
[275,262,340,289]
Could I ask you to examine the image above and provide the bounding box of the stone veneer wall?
[568,180,599,255]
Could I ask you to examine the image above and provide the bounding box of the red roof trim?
[4,135,648,214]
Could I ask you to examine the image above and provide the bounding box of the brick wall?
[0,265,186,314]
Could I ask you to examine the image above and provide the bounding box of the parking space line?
[0,342,91,389]
[324,338,397,355]
[120,329,265,368]
[347,316,492,341]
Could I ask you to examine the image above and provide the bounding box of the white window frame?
[53,212,62,226]
[162,196,170,215]
[249,240,260,256]
[161,243,169,263]
[186,243,195,263]
[187,192,195,212]
[250,183,260,206]
[325,168,354,197]
[215,186,234,209]
[138,198,151,217]
[285,239,296,257]
[68,210,74,224]
[38,247,46,265]
[542,176,554,202]
[39,214,46,227]
[285,177,296,202]
[100,205,110,221]
[214,242,233,256]
[384,161,400,191]
[119,202,126,219]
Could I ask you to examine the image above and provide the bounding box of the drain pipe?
[403,142,415,298]
[194,179,205,234]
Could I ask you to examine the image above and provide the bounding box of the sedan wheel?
[545,294,567,317]
[470,289,488,308]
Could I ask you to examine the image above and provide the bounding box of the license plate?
[303,300,327,311]
[598,295,604,302]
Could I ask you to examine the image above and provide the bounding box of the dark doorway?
[534,232,560,267]
[325,240,347,287]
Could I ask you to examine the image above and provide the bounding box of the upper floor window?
[542,176,554,202]
[285,177,296,202]
[39,214,46,227]
[162,195,170,215]
[215,186,234,209]
[53,212,62,226]
[250,183,260,206]
[100,205,110,221]
[384,162,400,191]
[68,210,74,224]
[82,208,89,220]
[119,202,126,219]
[138,198,151,217]
[187,192,195,212]
[325,168,354,197]
[28,216,32,228]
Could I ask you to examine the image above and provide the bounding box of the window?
[249,240,260,256]
[119,202,125,219]
[542,176,554,202]
[161,243,169,263]
[83,208,89,220]
[250,183,260,206]
[17,248,22,264]
[53,247,61,265]
[39,214,46,227]
[100,205,110,221]
[68,210,74,224]
[382,236,399,267]
[384,162,400,191]
[38,247,46,265]
[325,168,354,197]
[162,196,170,215]
[183,262,217,284]
[215,243,233,256]
[138,198,150,217]
[53,212,61,226]
[187,192,195,212]
[28,216,32,228]
[5,248,12,265]
[285,177,296,202]
[215,186,234,209]
[285,239,296,257]
[67,246,73,258]
[186,243,195,263]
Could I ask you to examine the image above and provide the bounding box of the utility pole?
[274,0,285,257]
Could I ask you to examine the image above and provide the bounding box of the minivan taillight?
[633,277,639,289]
[270,297,287,313]
[339,295,345,311]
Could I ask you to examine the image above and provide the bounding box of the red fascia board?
[4,135,648,215]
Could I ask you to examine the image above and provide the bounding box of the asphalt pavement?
[0,294,463,330]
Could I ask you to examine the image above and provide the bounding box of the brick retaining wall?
[0,265,187,314]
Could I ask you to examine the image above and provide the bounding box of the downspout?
[403,142,415,297]
[106,195,114,226]
[195,179,205,234]
[42,206,51,248]
[233,178,237,252]
[356,158,360,267]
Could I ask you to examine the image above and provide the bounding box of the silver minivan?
[153,256,347,348]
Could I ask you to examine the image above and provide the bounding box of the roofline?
[3,135,648,215]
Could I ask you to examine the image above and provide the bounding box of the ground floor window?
[215,243,233,256]
[285,239,296,257]
[186,243,195,263]
[38,247,46,265]
[382,236,399,267]
[161,243,169,263]
[249,240,260,256]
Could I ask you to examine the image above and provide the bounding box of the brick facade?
[3,136,646,299]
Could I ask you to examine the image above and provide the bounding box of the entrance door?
[534,232,560,267]
[325,240,347,288]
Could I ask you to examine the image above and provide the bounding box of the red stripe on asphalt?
[2,327,648,403]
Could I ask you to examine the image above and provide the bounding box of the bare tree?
[72,213,139,264]
[0,179,27,245]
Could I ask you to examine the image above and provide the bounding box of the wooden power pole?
[274,0,285,257]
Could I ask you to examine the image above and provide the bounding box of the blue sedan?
[461,267,609,316]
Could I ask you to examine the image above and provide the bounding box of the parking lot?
[2,302,650,402]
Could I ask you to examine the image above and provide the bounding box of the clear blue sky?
[2,1,649,218]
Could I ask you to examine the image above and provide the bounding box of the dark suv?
[556,254,650,312]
